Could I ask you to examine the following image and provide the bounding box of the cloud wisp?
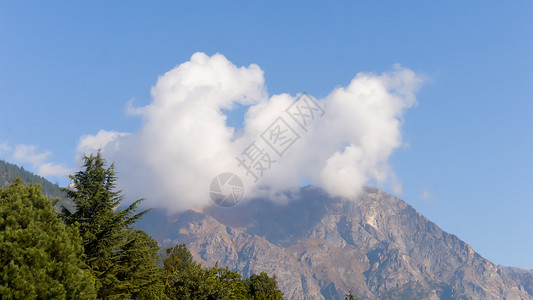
[1,143,72,177]
[79,52,423,213]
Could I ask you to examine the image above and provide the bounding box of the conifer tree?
[0,179,96,299]
[115,230,165,299]
[62,152,160,298]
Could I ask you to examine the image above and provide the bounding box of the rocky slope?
[138,186,533,299]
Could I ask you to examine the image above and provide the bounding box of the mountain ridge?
[138,186,533,299]
[2,160,531,299]
[0,159,74,212]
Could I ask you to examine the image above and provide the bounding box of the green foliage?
[244,272,284,300]
[0,159,74,212]
[345,289,359,300]
[62,152,160,299]
[0,156,284,299]
[164,244,230,299]
[163,244,283,300]
[0,178,96,299]
[115,230,165,299]
[164,243,195,273]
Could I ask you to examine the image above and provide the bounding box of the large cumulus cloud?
[79,53,422,213]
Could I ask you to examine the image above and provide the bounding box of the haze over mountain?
[137,186,533,300]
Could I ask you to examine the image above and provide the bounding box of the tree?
[0,159,74,212]
[345,289,359,300]
[114,230,165,299]
[0,178,96,299]
[163,243,250,300]
[244,272,284,300]
[62,152,159,298]
[163,243,211,299]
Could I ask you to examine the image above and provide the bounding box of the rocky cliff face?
[138,186,533,299]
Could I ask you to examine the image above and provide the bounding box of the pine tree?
[0,159,74,212]
[115,230,165,299]
[62,152,159,298]
[0,178,96,299]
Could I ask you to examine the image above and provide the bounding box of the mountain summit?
[138,186,533,299]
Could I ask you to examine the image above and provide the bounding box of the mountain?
[137,186,533,300]
[0,159,74,212]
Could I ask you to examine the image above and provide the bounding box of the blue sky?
[1,1,532,268]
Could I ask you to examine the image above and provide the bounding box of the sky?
[1,1,532,269]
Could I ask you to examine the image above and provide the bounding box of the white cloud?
[77,130,130,157]
[125,98,144,116]
[0,142,11,155]
[38,162,72,177]
[9,144,72,178]
[82,52,423,213]
[421,188,432,201]
[13,145,50,166]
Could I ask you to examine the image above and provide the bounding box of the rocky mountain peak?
[138,186,533,299]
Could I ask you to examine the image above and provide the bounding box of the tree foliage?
[0,178,96,299]
[163,244,240,299]
[345,289,359,300]
[115,230,165,299]
[163,243,283,300]
[61,152,161,299]
[0,159,74,212]
[0,154,285,299]
[244,272,284,300]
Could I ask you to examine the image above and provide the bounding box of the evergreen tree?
[62,152,159,298]
[0,178,96,299]
[163,244,206,299]
[244,272,284,300]
[0,159,74,212]
[115,230,165,299]
[163,244,250,300]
